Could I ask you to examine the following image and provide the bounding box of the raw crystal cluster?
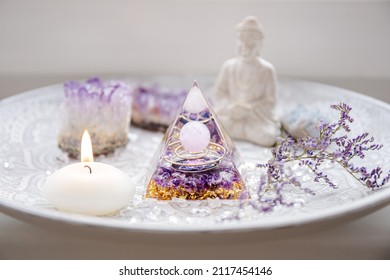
[132,84,186,131]
[58,77,132,157]
[145,82,246,200]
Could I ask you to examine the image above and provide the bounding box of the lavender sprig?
[255,102,390,210]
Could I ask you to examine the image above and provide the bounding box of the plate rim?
[1,188,390,233]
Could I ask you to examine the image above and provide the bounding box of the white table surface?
[0,76,389,260]
[1,206,390,260]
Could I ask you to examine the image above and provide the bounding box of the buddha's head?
[236,16,264,60]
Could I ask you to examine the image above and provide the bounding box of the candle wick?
[84,165,92,174]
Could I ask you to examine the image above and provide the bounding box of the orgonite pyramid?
[145,81,245,200]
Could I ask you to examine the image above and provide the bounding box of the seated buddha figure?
[214,16,280,146]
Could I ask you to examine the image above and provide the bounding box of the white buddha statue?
[214,16,280,146]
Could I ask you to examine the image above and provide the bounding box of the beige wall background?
[0,0,389,100]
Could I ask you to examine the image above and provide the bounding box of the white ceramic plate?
[0,78,389,233]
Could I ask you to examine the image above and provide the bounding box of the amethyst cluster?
[58,77,132,157]
[132,84,187,130]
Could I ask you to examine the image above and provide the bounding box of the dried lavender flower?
[254,102,390,211]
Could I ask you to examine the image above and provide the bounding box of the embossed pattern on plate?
[0,78,389,233]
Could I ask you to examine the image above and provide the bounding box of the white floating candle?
[43,130,135,216]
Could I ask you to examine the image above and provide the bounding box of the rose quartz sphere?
[179,121,211,153]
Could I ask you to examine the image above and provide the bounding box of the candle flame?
[81,130,94,162]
